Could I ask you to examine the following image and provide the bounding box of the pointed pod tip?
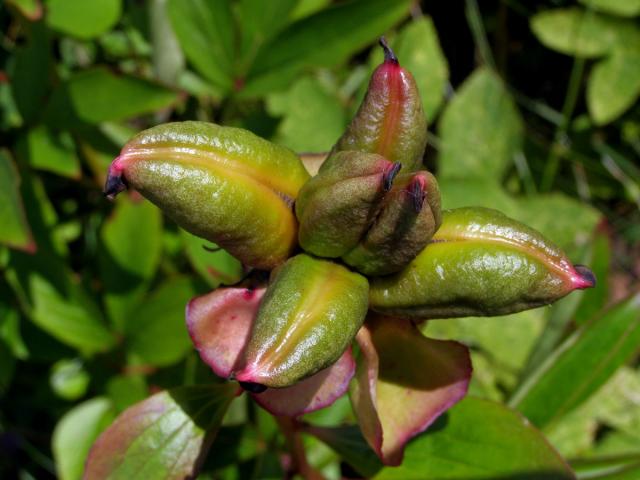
[103,171,127,200]
[379,36,398,65]
[409,175,427,213]
[573,264,596,289]
[383,162,402,191]
[104,157,128,200]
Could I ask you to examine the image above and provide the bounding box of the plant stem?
[276,417,325,480]
[540,54,587,192]
[465,0,496,70]
[540,2,596,192]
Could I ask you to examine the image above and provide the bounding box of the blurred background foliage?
[0,0,639,479]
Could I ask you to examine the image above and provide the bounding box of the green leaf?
[0,150,35,252]
[394,16,449,121]
[530,8,621,58]
[100,195,162,330]
[45,68,178,126]
[438,68,523,180]
[18,125,80,178]
[50,358,90,401]
[574,229,611,323]
[578,0,640,18]
[106,375,148,413]
[46,0,122,39]
[243,0,412,96]
[30,273,115,355]
[439,178,520,217]
[149,0,185,86]
[306,425,383,478]
[5,0,43,20]
[0,339,16,396]
[8,23,50,125]
[237,0,298,68]
[181,230,243,288]
[374,397,574,479]
[266,75,346,152]
[84,384,238,479]
[167,0,235,91]
[124,277,197,367]
[422,309,545,386]
[587,48,640,125]
[510,293,640,429]
[513,193,601,252]
[290,0,331,20]
[52,397,115,480]
[573,455,640,480]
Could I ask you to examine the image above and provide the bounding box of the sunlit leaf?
[375,397,575,479]
[167,0,235,91]
[587,48,640,125]
[243,0,412,96]
[50,358,90,401]
[531,8,621,58]
[510,293,640,429]
[438,68,523,180]
[29,273,115,355]
[578,0,640,18]
[100,195,162,330]
[181,230,243,289]
[84,384,238,479]
[125,277,198,367]
[46,0,122,39]
[45,68,178,126]
[18,125,80,178]
[350,317,471,466]
[53,397,115,480]
[266,76,346,152]
[0,150,35,252]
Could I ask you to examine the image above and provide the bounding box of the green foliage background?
[1,0,639,478]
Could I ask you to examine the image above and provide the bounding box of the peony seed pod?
[104,121,310,270]
[342,171,441,276]
[234,254,369,388]
[295,150,401,258]
[369,207,595,319]
[332,37,427,171]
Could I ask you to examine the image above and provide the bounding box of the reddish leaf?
[186,286,266,378]
[252,348,355,417]
[84,384,238,479]
[350,316,471,466]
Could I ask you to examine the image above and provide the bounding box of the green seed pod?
[343,171,441,276]
[104,121,310,270]
[235,254,369,388]
[369,207,595,319]
[332,38,427,171]
[295,150,401,258]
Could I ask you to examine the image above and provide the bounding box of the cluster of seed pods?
[104,39,595,465]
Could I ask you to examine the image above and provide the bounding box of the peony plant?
[85,38,595,478]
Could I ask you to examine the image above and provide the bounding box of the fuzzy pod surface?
[332,38,427,172]
[369,207,595,319]
[104,121,310,270]
[295,150,401,258]
[343,170,441,276]
[234,254,369,388]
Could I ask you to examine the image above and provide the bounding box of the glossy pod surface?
[235,254,369,388]
[104,121,310,270]
[343,171,441,276]
[369,207,595,319]
[295,150,401,258]
[332,39,427,172]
